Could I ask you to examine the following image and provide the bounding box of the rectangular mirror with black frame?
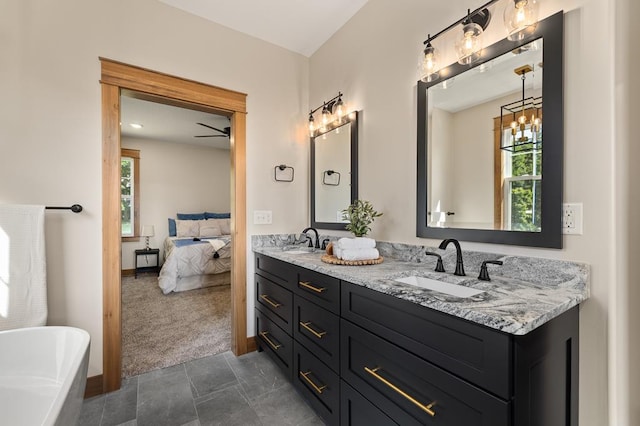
[311,111,358,230]
[417,12,563,248]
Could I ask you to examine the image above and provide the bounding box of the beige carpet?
[121,273,231,377]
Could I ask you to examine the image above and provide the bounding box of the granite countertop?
[252,235,590,335]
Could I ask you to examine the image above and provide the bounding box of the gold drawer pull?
[299,370,327,394]
[364,366,436,417]
[259,331,282,350]
[259,294,282,308]
[299,281,326,293]
[299,321,327,339]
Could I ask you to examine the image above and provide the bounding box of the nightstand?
[134,248,160,278]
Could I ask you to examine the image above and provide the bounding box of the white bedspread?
[158,236,231,294]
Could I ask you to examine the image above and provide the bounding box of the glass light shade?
[334,98,344,120]
[504,0,539,41]
[308,115,315,137]
[421,43,440,82]
[456,22,484,65]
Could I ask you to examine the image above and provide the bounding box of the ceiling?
[120,92,231,149]
[157,0,369,57]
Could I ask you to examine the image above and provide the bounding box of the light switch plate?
[253,210,272,225]
[562,203,583,235]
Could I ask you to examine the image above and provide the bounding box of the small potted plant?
[342,199,383,237]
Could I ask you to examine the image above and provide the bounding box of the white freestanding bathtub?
[0,326,90,426]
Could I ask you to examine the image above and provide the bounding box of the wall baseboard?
[84,375,104,398]
[121,269,135,277]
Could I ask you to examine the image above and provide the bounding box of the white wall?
[121,137,230,269]
[310,0,615,425]
[0,0,310,377]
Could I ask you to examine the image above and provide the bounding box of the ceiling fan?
[194,122,231,138]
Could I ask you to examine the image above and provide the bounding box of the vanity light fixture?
[504,0,539,41]
[308,92,345,137]
[456,9,491,65]
[500,64,542,152]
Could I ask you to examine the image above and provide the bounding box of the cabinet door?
[342,281,511,399]
[293,342,340,426]
[256,274,293,333]
[341,320,510,426]
[255,309,293,379]
[341,380,398,426]
[293,295,340,373]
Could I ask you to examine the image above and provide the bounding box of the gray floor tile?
[115,421,137,426]
[137,364,198,426]
[78,395,105,426]
[298,414,327,425]
[196,384,262,426]
[224,350,288,400]
[251,382,316,426]
[180,420,201,426]
[186,352,238,398]
[102,377,138,426]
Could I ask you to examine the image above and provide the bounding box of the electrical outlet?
[562,203,583,235]
[253,210,272,225]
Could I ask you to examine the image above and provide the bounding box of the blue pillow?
[176,212,206,220]
[168,218,177,236]
[204,212,231,219]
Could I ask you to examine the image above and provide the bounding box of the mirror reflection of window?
[501,128,542,231]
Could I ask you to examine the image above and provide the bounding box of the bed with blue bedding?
[158,236,231,294]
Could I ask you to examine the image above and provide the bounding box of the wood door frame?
[100,58,248,392]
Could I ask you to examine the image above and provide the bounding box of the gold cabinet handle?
[259,331,282,350]
[364,366,436,417]
[259,294,282,308]
[299,281,326,293]
[299,321,327,339]
[299,370,327,394]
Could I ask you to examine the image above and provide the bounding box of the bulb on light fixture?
[420,35,440,82]
[504,0,539,41]
[456,10,485,66]
[308,113,315,137]
[334,97,344,121]
[321,103,331,126]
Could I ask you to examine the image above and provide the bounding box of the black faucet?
[302,227,320,249]
[438,238,465,276]
[478,260,503,281]
[424,251,445,272]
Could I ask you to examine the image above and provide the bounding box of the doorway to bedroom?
[101,58,248,393]
[119,90,233,377]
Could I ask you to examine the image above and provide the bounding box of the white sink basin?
[394,276,484,298]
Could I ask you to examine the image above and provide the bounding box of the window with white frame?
[121,149,140,239]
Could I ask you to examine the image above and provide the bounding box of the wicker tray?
[321,254,384,266]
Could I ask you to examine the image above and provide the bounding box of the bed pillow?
[176,219,200,237]
[198,219,222,238]
[177,212,206,220]
[206,218,230,235]
[168,218,177,237]
[204,212,231,219]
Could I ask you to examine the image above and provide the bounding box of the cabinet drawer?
[256,309,292,379]
[342,282,511,398]
[293,342,339,426]
[341,380,398,426]
[255,253,296,289]
[295,269,340,314]
[256,274,293,333]
[341,320,510,426]
[293,295,340,373]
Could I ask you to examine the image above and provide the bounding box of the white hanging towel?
[0,204,47,331]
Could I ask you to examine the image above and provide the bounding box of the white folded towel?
[206,239,225,252]
[339,248,380,261]
[337,237,376,250]
[0,204,47,331]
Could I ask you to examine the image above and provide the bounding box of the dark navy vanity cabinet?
[255,253,579,426]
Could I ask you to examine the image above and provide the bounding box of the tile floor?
[79,350,325,426]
